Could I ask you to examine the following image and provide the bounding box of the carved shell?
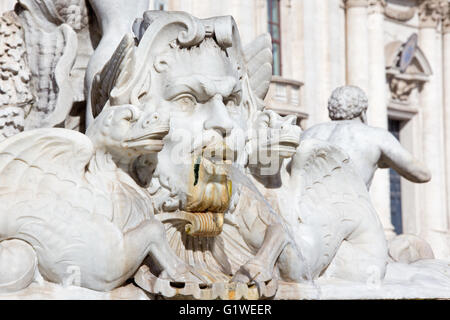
[0,11,33,140]
[54,0,89,31]
[17,1,78,129]
[157,218,254,283]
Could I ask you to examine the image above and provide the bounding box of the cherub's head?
[86,104,169,163]
[327,86,368,123]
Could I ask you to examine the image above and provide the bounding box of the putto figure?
[301,85,431,189]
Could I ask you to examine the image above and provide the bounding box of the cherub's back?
[302,121,382,186]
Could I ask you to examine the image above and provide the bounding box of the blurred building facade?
[1,0,449,259]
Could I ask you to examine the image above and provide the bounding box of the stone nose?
[139,110,169,130]
[203,95,234,137]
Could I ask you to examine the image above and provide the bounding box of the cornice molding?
[368,0,386,15]
[418,0,442,29]
[344,0,369,9]
[384,3,416,22]
[440,1,450,33]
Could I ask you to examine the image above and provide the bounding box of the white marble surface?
[0,280,149,300]
[302,86,431,188]
[0,4,449,300]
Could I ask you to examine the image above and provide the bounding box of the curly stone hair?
[327,85,368,121]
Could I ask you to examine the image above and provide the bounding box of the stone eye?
[118,108,134,122]
[225,95,240,111]
[175,94,197,109]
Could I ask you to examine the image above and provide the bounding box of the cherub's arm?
[378,129,431,183]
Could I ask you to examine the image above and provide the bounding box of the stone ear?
[360,111,368,124]
[153,56,171,73]
[105,112,114,126]
[97,111,113,137]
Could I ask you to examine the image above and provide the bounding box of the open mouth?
[263,134,300,158]
[123,126,169,151]
[197,143,235,177]
[201,157,231,177]
[278,135,300,149]
[201,142,236,161]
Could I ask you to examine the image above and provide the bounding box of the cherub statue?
[233,116,388,285]
[301,85,431,189]
[0,102,202,293]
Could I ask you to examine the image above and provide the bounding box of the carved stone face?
[86,104,169,161]
[149,39,248,213]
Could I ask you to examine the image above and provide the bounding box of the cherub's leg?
[276,243,313,282]
[268,223,323,282]
[324,237,388,283]
[0,239,37,293]
[322,211,388,283]
[233,223,289,283]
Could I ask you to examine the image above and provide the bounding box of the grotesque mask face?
[148,38,248,213]
[86,104,169,162]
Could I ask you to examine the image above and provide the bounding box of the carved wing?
[0,128,94,194]
[286,138,386,275]
[243,33,273,101]
[90,33,136,118]
[289,138,372,216]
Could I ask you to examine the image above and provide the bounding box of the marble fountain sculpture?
[0,3,449,300]
[301,86,436,264]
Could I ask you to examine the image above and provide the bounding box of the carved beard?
[185,156,231,213]
[145,154,232,214]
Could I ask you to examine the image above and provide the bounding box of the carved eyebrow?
[164,75,241,102]
[164,82,207,102]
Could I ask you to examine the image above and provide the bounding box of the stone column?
[418,0,448,258]
[367,0,387,129]
[315,0,331,123]
[442,1,450,244]
[367,0,395,238]
[344,0,369,93]
[303,0,332,125]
